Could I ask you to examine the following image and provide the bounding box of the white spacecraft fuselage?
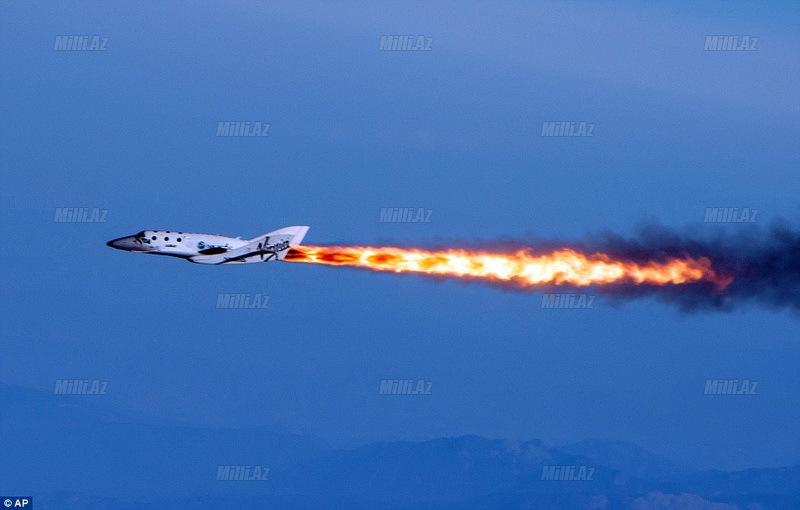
[106,226,309,264]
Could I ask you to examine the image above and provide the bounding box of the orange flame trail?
[286,246,732,289]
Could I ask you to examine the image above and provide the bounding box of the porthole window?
[152,236,157,240]
[165,237,169,241]
[177,238,182,242]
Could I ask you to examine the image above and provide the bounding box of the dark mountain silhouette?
[3,384,798,509]
[559,438,693,482]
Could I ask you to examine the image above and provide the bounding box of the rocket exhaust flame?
[286,246,731,289]
[284,224,800,312]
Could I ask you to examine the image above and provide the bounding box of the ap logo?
[3,498,31,508]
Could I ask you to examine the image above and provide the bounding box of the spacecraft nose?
[106,236,138,251]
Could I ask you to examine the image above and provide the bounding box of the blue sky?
[2,0,799,472]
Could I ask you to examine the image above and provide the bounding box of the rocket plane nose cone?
[107,236,136,250]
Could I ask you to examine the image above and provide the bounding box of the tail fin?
[245,225,310,262]
[254,226,309,247]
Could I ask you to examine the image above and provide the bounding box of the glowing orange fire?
[285,246,732,289]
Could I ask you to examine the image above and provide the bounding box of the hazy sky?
[2,0,799,471]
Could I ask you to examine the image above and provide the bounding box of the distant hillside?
[559,438,693,482]
[2,384,798,509]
